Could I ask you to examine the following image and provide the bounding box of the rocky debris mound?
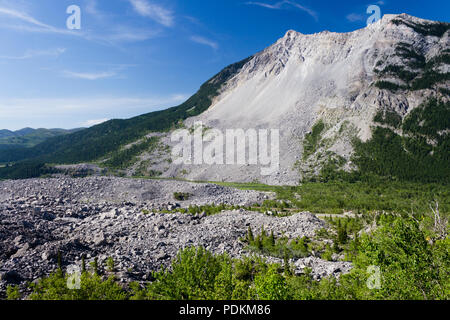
[0,176,268,208]
[0,177,352,296]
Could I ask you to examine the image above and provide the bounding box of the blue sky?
[0,0,448,130]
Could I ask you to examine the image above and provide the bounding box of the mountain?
[0,14,449,184]
[0,128,83,149]
[177,13,449,184]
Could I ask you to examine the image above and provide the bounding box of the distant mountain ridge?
[0,128,83,149]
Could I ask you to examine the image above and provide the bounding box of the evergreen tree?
[81,255,86,273]
[283,250,292,276]
[337,220,348,245]
[247,226,254,243]
[269,230,275,247]
[92,257,99,275]
[255,235,263,250]
[260,226,267,241]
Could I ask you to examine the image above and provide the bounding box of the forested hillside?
[0,57,251,165]
[0,128,82,149]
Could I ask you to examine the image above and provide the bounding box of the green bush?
[338,216,449,299]
[6,285,21,300]
[245,227,311,259]
[173,192,191,201]
[29,270,127,300]
[144,247,231,300]
[252,264,289,300]
[303,120,326,159]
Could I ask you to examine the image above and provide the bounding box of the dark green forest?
[351,99,449,183]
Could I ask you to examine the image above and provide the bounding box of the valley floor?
[0,177,351,298]
[0,176,448,300]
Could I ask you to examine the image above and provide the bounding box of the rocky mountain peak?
[176,14,449,184]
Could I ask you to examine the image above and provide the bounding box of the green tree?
[106,257,115,272]
[145,247,229,300]
[339,216,448,300]
[253,264,289,300]
[6,285,21,300]
[247,226,254,243]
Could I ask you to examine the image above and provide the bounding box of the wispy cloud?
[190,36,219,50]
[85,0,100,16]
[0,48,66,60]
[246,1,318,21]
[346,13,364,22]
[0,96,189,114]
[346,1,384,23]
[63,70,117,80]
[0,6,78,35]
[106,25,162,42]
[128,0,174,27]
[0,95,190,129]
[0,3,156,45]
[62,63,139,80]
[81,118,109,127]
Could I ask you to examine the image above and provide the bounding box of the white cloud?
[190,36,219,50]
[63,70,117,80]
[0,4,156,45]
[0,48,66,60]
[106,25,162,42]
[346,13,364,22]
[128,0,174,27]
[0,6,51,29]
[0,94,188,116]
[0,6,78,35]
[81,118,109,127]
[246,1,318,21]
[85,0,100,16]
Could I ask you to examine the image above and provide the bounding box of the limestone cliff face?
[148,14,449,184]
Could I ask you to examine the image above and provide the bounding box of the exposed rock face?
[135,14,448,185]
[0,177,351,296]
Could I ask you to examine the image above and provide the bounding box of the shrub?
[173,192,191,201]
[144,247,230,300]
[6,285,21,300]
[29,270,127,300]
[337,216,449,300]
[245,227,311,259]
[303,120,326,159]
[252,264,289,300]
